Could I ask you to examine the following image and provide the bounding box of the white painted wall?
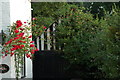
[0,2,2,32]
[10,0,32,78]
[0,0,12,79]
[10,0,31,24]
[0,0,32,79]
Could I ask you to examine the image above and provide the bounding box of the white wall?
[10,0,31,24]
[0,0,12,79]
[0,0,32,79]
[0,2,2,32]
[0,0,10,34]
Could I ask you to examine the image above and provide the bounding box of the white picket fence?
[36,23,56,51]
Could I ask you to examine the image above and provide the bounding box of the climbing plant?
[31,2,78,38]
[2,20,38,80]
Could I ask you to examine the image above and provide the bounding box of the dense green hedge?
[55,6,120,79]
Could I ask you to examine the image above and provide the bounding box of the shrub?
[55,6,120,79]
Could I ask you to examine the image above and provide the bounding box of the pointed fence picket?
[36,23,57,51]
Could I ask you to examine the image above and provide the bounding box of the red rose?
[30,41,34,43]
[43,26,47,29]
[30,51,35,54]
[28,35,32,38]
[18,40,26,43]
[16,34,20,37]
[12,45,17,47]
[14,37,20,40]
[5,42,8,45]
[5,50,8,53]
[14,29,19,33]
[10,48,14,51]
[20,28,24,31]
[22,37,26,39]
[35,48,39,51]
[26,54,31,58]
[23,41,26,43]
[30,44,34,47]
[17,45,22,49]
[16,20,22,28]
[21,45,25,47]
[10,39,13,41]
[14,45,21,49]
[30,57,32,59]
[6,40,12,44]
[11,47,17,51]
[24,22,26,24]
[2,52,4,54]
[31,50,35,54]
[10,52,14,56]
[19,33,24,36]
[5,54,7,56]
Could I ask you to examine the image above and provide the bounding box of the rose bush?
[2,20,38,80]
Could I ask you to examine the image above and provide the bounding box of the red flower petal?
[43,26,47,29]
[23,41,26,43]
[19,33,24,36]
[21,45,25,47]
[22,37,26,39]
[26,54,31,58]
[5,51,8,53]
[35,48,39,51]
[5,54,7,56]
[10,52,14,56]
[16,20,22,28]
[30,41,34,43]
[20,28,24,31]
[10,47,17,51]
[30,44,34,47]
[24,22,26,24]
[30,51,35,54]
[28,35,32,38]
[14,29,19,33]
[14,37,20,40]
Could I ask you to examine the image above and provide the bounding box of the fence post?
[53,23,56,50]
[47,28,51,50]
[41,33,44,50]
[36,37,40,50]
[58,19,62,50]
